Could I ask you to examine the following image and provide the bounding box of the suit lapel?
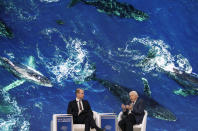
[133,98,139,109]
[74,100,79,112]
[82,100,85,110]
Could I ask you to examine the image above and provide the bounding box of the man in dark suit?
[118,91,145,131]
[67,88,104,131]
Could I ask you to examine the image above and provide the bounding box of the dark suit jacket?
[123,98,145,124]
[67,99,92,123]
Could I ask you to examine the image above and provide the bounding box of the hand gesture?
[121,104,126,110]
[126,105,133,110]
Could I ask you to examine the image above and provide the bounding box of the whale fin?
[141,77,151,97]
[3,79,26,92]
[67,0,82,8]
[27,56,36,69]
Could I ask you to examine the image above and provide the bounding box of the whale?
[0,56,52,91]
[68,0,149,21]
[85,74,177,121]
[138,49,198,96]
[167,68,198,96]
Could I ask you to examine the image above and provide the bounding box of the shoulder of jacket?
[138,98,144,103]
[69,100,76,103]
[83,100,89,103]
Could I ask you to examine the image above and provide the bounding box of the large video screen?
[0,0,198,130]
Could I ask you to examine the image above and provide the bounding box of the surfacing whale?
[168,68,198,96]
[0,57,52,91]
[139,49,198,96]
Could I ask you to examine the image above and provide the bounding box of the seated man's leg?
[125,114,136,131]
[85,111,100,130]
[77,113,91,131]
[79,111,102,131]
[118,116,127,131]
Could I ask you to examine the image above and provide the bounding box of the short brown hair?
[75,88,84,95]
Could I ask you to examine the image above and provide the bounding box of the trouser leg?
[78,111,100,131]
[85,111,100,130]
[118,118,126,131]
[126,114,136,131]
[118,114,136,131]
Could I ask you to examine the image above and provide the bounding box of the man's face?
[129,93,137,102]
[77,89,84,100]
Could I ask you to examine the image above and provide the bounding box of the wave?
[130,37,192,73]
[91,37,192,75]
[37,28,95,85]
[0,0,39,21]
[0,90,29,130]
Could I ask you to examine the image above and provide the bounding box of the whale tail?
[67,0,82,8]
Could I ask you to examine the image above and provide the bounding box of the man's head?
[76,88,84,100]
[129,91,139,102]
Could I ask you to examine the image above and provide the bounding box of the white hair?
[129,91,139,97]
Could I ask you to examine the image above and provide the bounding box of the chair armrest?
[117,111,123,122]
[92,111,100,126]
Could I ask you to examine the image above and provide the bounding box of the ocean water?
[0,0,198,130]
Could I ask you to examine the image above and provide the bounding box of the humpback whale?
[85,74,177,121]
[68,0,149,21]
[0,20,13,38]
[139,49,198,96]
[167,68,198,96]
[0,57,52,91]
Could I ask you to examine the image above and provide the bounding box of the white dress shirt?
[76,98,84,115]
[128,100,136,114]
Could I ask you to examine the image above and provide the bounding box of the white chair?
[117,110,148,131]
[73,111,100,131]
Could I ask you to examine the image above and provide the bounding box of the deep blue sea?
[0,0,198,130]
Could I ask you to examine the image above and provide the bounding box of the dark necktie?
[79,100,82,111]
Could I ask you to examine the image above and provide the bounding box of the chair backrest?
[141,110,148,131]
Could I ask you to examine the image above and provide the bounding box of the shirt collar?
[76,98,81,102]
[132,100,137,104]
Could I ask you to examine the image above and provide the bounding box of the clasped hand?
[121,104,132,110]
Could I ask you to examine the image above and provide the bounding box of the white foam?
[130,37,192,73]
[2,0,39,21]
[0,91,30,130]
[38,28,95,84]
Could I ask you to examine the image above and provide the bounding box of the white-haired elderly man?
[118,91,145,131]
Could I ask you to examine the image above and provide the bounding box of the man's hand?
[126,105,133,110]
[128,104,133,110]
[121,104,126,109]
[121,104,126,111]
